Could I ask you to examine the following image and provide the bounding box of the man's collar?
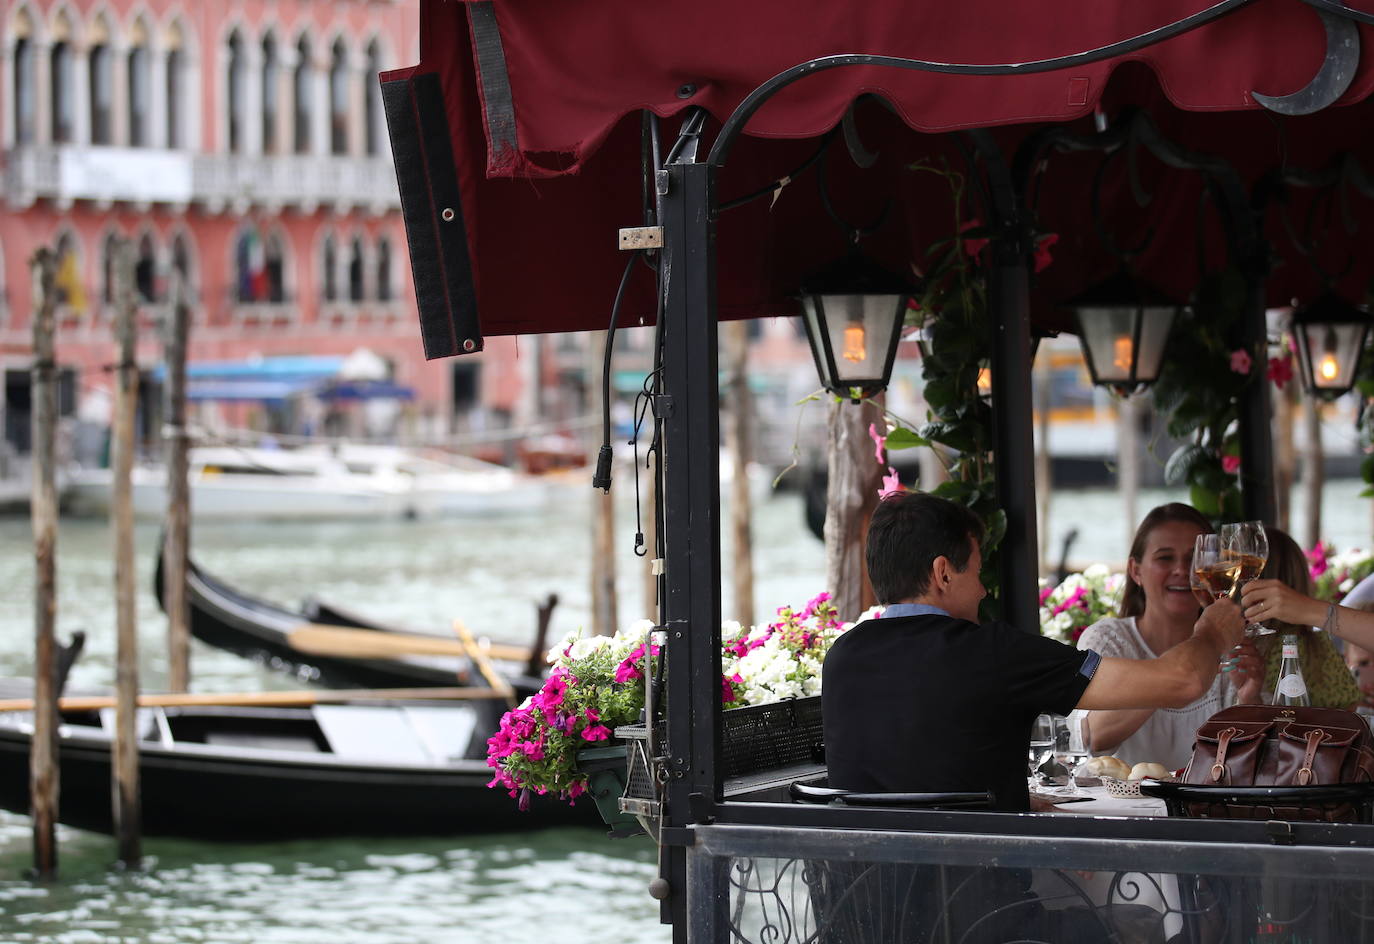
[880,602,951,620]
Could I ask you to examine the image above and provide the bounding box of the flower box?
[575,744,640,835]
[615,696,825,823]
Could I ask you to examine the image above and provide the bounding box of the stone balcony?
[3,145,400,215]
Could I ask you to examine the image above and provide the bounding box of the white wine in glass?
[1220,521,1275,636]
[1193,534,1240,600]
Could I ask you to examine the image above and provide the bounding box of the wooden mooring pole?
[28,248,60,880]
[724,321,755,628]
[111,240,142,867]
[163,270,191,693]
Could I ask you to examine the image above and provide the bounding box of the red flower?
[1222,455,1241,474]
[1033,233,1058,273]
[1229,349,1253,375]
[960,219,989,260]
[1267,353,1294,390]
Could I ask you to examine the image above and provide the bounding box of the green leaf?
[1189,483,1221,518]
[884,426,927,450]
[1164,443,1207,486]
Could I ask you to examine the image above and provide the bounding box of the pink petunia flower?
[1222,455,1241,474]
[1033,233,1058,273]
[1038,586,1054,605]
[1229,349,1253,375]
[539,673,570,711]
[580,724,612,742]
[868,423,887,465]
[879,466,903,499]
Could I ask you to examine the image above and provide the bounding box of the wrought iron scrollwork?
[1251,2,1361,116]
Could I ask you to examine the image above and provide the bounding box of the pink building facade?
[0,0,530,454]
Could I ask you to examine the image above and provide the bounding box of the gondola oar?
[453,619,517,708]
[0,685,516,713]
[286,624,531,662]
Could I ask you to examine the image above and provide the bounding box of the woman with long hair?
[1072,503,1256,770]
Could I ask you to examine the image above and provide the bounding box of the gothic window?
[128,23,150,146]
[364,41,381,156]
[102,233,120,305]
[165,25,184,148]
[329,39,348,155]
[376,237,392,301]
[11,11,35,144]
[261,34,278,153]
[348,237,364,302]
[51,41,74,143]
[265,233,285,303]
[227,31,245,153]
[90,44,114,144]
[235,227,265,303]
[294,38,312,154]
[322,234,337,302]
[136,234,156,303]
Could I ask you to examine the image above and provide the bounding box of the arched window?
[88,15,113,145]
[11,11,35,144]
[136,234,156,302]
[265,233,285,303]
[102,233,120,305]
[51,40,74,143]
[127,22,150,147]
[329,39,348,155]
[227,30,245,153]
[376,237,392,301]
[53,232,86,312]
[261,34,278,153]
[364,41,381,156]
[293,37,312,154]
[235,227,265,303]
[165,24,184,148]
[348,236,364,301]
[322,234,337,302]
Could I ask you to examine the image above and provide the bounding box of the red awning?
[383,0,1374,353]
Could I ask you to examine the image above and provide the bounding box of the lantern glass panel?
[1300,321,1365,392]
[800,296,834,388]
[815,293,903,385]
[1078,305,1174,384]
[1133,305,1176,383]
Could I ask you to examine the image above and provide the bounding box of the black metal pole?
[971,131,1042,634]
[657,158,724,942]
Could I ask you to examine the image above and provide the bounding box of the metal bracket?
[619,226,664,251]
[658,826,695,847]
[688,792,715,825]
[652,394,675,418]
[1265,819,1296,845]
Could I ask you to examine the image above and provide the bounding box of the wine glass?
[1193,534,1239,603]
[1220,521,1275,636]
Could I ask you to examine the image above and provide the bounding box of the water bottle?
[1273,635,1310,707]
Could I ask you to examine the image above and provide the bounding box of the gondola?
[0,692,596,838]
[155,549,544,693]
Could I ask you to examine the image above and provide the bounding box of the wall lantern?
[799,252,912,403]
[1291,292,1371,399]
[1065,270,1179,392]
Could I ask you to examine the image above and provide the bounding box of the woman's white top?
[1069,616,1234,773]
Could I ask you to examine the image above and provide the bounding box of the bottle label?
[1282,644,1299,659]
[1278,674,1308,698]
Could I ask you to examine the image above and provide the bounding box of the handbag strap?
[1211,726,1240,783]
[1298,728,1331,786]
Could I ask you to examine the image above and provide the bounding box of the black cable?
[717,130,837,213]
[591,251,641,492]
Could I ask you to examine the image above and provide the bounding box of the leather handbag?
[1180,704,1374,821]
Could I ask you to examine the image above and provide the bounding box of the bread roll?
[1128,762,1170,781]
[1079,756,1131,779]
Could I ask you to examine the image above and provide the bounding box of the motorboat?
[64,443,554,521]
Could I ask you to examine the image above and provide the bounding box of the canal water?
[0,477,1367,941]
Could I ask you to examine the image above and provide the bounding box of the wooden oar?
[453,619,517,708]
[0,686,514,714]
[286,624,530,662]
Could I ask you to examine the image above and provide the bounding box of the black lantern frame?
[799,251,912,403]
[1066,269,1180,393]
[1291,291,1372,399]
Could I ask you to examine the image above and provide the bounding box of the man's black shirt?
[822,612,1096,811]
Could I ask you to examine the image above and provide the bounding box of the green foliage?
[1150,266,1253,524]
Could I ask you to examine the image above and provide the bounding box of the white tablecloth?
[1044,783,1167,816]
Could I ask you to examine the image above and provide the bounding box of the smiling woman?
[1069,502,1244,771]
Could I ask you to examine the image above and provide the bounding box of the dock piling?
[163,269,192,693]
[28,247,60,881]
[111,239,143,868]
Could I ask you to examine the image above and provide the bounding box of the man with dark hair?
[823,490,1244,812]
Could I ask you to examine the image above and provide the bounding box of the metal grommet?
[462,338,476,352]
[676,83,697,99]
[441,207,456,222]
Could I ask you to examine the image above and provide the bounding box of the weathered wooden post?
[111,240,142,867]
[824,399,884,620]
[28,247,60,880]
[1303,399,1324,550]
[587,330,618,636]
[723,320,755,628]
[163,269,192,692]
[1118,395,1139,547]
